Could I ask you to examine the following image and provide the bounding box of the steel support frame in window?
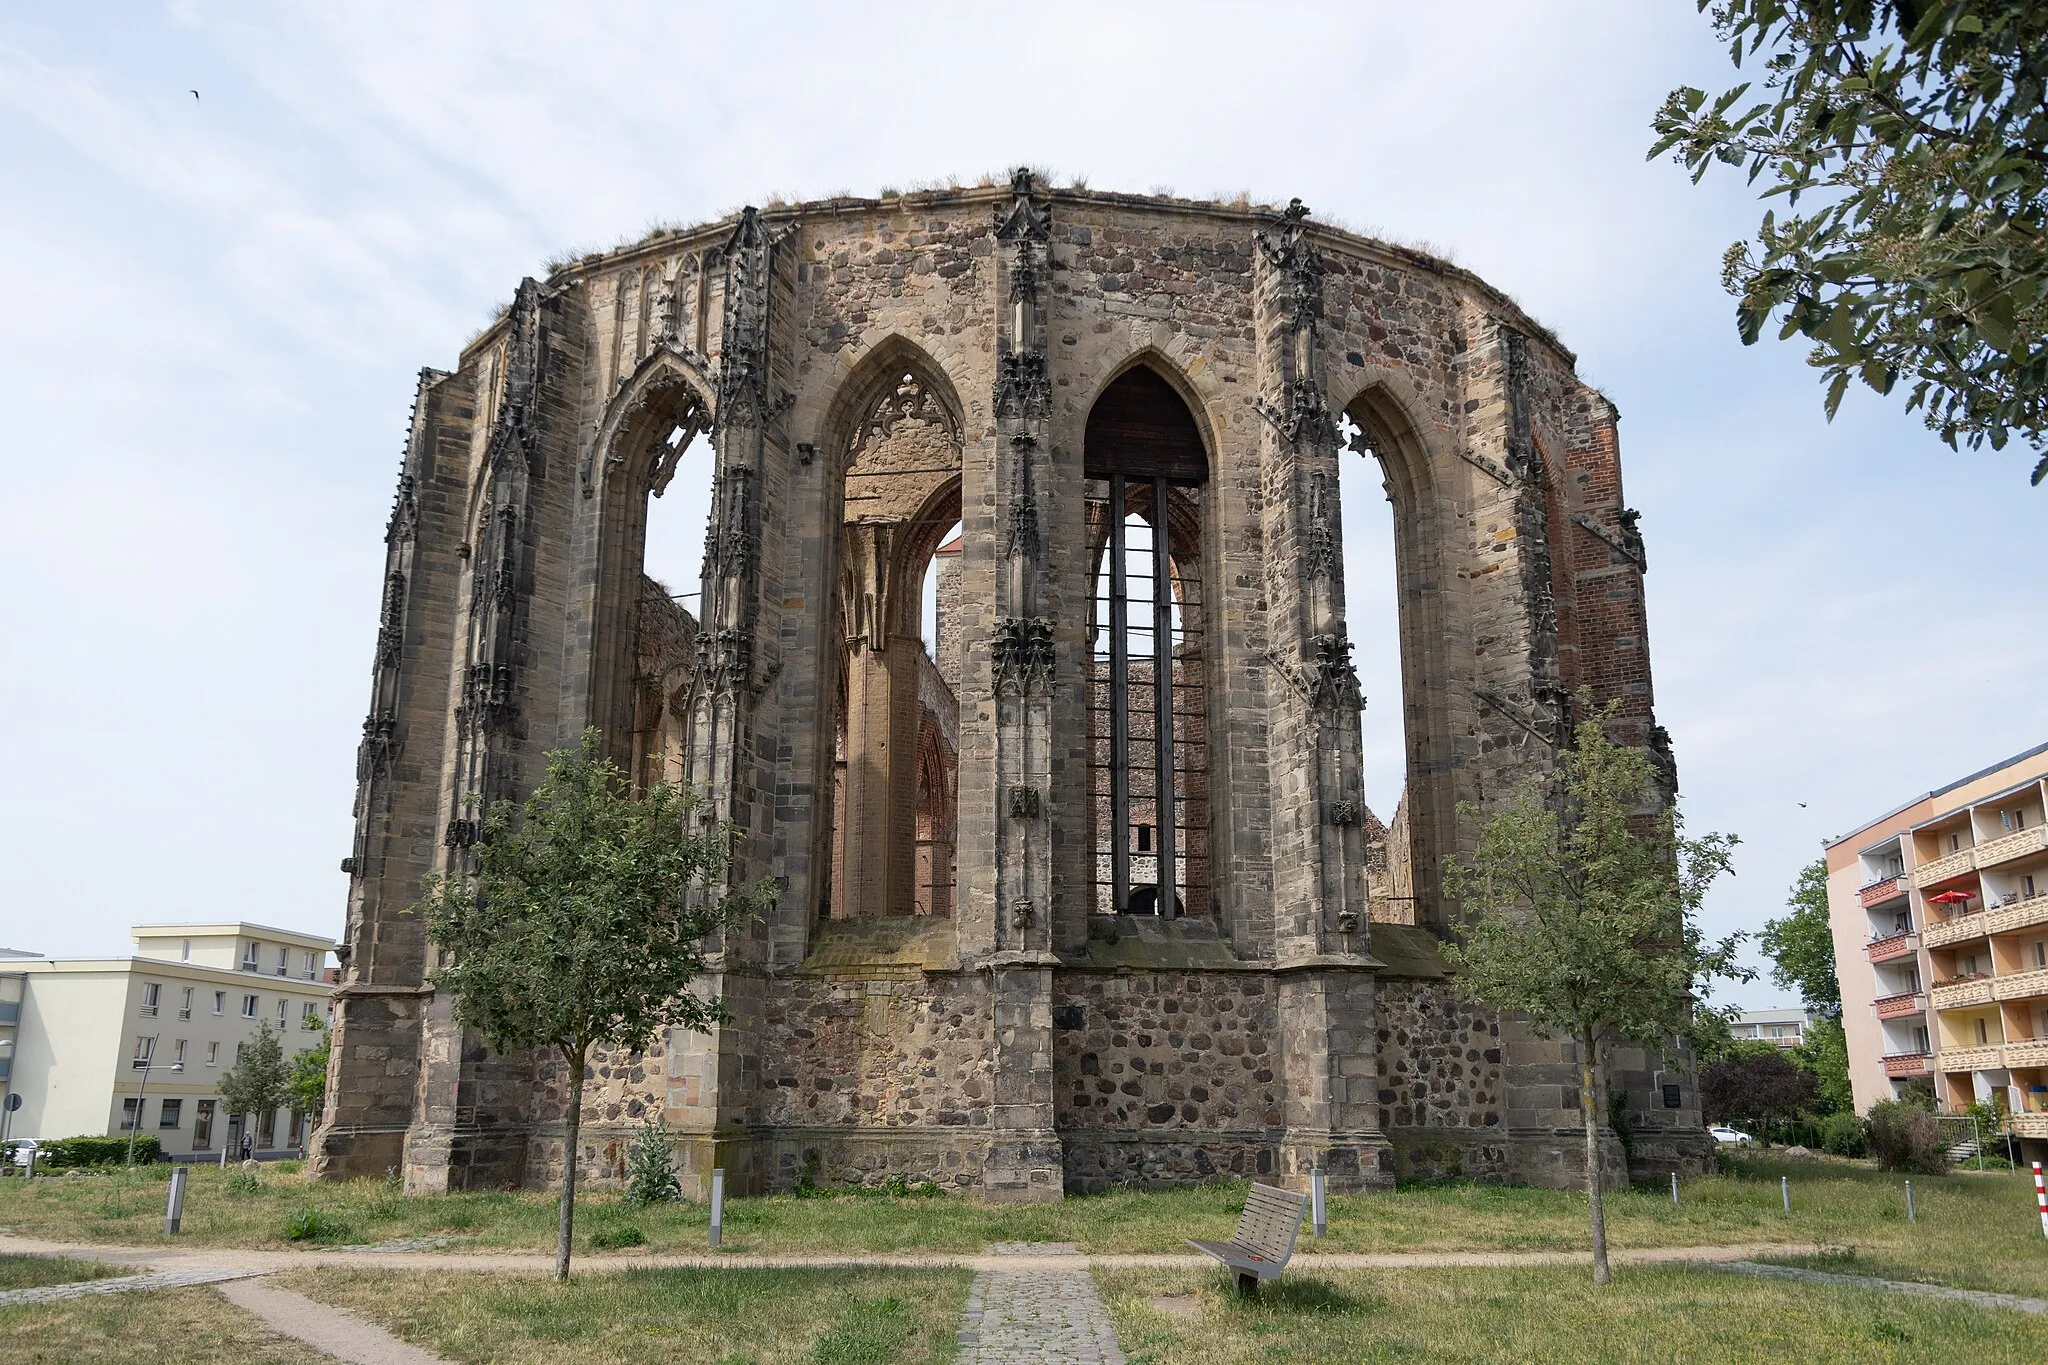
[1103,474,1178,918]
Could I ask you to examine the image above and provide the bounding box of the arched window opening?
[1336,410,1411,924]
[624,405,712,793]
[827,365,962,920]
[1083,366,1210,919]
[642,421,714,608]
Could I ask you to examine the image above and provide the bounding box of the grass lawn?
[278,1265,971,1365]
[0,1251,123,1290]
[1095,1263,2048,1364]
[0,1285,331,1363]
[4,1155,2043,1296]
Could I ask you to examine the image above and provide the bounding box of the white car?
[6,1138,38,1167]
[1709,1125,1753,1146]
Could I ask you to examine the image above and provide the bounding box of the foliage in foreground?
[32,1135,164,1168]
[1443,694,1745,1282]
[1654,0,2048,484]
[416,729,772,1278]
[623,1115,682,1209]
[216,1020,289,1148]
[1868,1098,1947,1172]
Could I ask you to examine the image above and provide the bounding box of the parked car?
[6,1138,39,1167]
[1709,1125,1753,1146]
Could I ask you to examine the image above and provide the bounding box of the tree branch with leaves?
[1443,696,1748,1284]
[414,729,772,1280]
[1652,1,2048,483]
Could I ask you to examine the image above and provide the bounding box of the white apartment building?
[1,923,336,1158]
[1732,1008,1811,1049]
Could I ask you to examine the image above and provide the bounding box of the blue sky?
[3,3,2042,1007]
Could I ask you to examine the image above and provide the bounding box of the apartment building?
[1732,1008,1811,1049]
[2,923,335,1158]
[1825,741,2048,1164]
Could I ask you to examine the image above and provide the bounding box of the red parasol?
[1930,890,1973,905]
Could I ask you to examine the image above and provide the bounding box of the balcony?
[2003,1038,2048,1068]
[1974,825,2047,871]
[1987,896,2048,936]
[1930,976,1995,1009]
[1860,875,1908,908]
[1993,968,2048,1003]
[2012,1113,2048,1139]
[1913,848,1976,889]
[1873,991,1927,1020]
[1937,1044,2006,1072]
[1882,1051,1932,1077]
[1866,932,1919,964]
[1922,913,1986,948]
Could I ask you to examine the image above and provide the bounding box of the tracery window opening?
[1087,479,1207,917]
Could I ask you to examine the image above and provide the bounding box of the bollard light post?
[1905,1180,1915,1223]
[1670,1172,1679,1207]
[1311,1168,1326,1239]
[165,1164,188,1234]
[1781,1175,1790,1213]
[709,1167,725,1249]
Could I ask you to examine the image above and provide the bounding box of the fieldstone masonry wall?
[314,175,1713,1201]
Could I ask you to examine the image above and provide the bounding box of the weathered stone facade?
[313,174,1711,1199]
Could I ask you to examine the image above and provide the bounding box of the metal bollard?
[165,1165,188,1234]
[1311,1169,1326,1239]
[1781,1175,1790,1213]
[2033,1162,2046,1240]
[1905,1180,1915,1223]
[709,1167,725,1249]
[1671,1172,1680,1207]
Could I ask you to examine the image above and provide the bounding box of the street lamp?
[125,1039,182,1167]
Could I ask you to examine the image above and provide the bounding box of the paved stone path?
[1717,1260,2048,1316]
[217,1277,448,1364]
[956,1244,1125,1364]
[0,1264,267,1308]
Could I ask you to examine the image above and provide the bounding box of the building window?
[301,1002,318,1021]
[2027,875,2038,897]
[258,1108,277,1149]
[133,1036,154,1068]
[242,995,258,1019]
[235,1042,245,1062]
[1976,1018,1989,1045]
[178,986,193,1021]
[1915,1025,1930,1051]
[276,998,287,1027]
[181,939,191,961]
[140,983,159,1017]
[207,1041,219,1066]
[173,1038,187,1064]
[275,946,289,977]
[194,1099,215,1149]
[287,1109,304,1147]
[120,1097,139,1130]
[158,1098,182,1129]
[2035,940,2047,970]
[1951,833,1961,852]
[213,991,226,1015]
[241,941,260,972]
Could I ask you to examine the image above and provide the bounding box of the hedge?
[35,1135,165,1167]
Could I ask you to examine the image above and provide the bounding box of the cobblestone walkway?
[0,1264,266,1308]
[955,1243,1125,1364]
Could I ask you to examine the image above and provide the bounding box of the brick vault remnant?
[315,172,1710,1199]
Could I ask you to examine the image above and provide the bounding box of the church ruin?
[315,173,1708,1198]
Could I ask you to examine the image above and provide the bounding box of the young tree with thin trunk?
[1442,697,1747,1284]
[414,729,769,1280]
[216,1020,288,1163]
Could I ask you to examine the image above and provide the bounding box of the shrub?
[284,1208,349,1242]
[622,1116,681,1208]
[226,1167,262,1196]
[589,1224,645,1249]
[37,1136,163,1168]
[1819,1112,1868,1158]
[1867,1099,1944,1173]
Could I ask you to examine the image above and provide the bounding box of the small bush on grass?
[284,1208,350,1242]
[1819,1112,1869,1158]
[226,1167,263,1196]
[623,1115,681,1208]
[588,1223,645,1249]
[1868,1100,1944,1173]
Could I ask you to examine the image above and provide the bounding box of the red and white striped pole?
[2033,1162,2047,1240]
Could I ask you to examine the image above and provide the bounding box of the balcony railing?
[2003,1038,2048,1069]
[1929,976,1995,1009]
[1873,991,1927,1020]
[1993,967,2048,1003]
[1866,932,1919,964]
[1974,825,2047,871]
[1936,1044,2005,1071]
[1860,875,1908,908]
[2013,1113,2048,1139]
[1922,913,1986,948]
[1987,895,2048,936]
[1913,847,1977,889]
[1882,1051,1932,1077]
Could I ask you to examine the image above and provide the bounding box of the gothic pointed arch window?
[1084,364,1210,918]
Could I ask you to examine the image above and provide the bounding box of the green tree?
[1795,1016,1855,1114]
[415,730,769,1280]
[216,1021,288,1158]
[1760,859,1842,1017]
[286,1015,331,1123]
[1443,696,1747,1284]
[1651,1,2048,484]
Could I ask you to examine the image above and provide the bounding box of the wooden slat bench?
[1187,1181,1310,1294]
